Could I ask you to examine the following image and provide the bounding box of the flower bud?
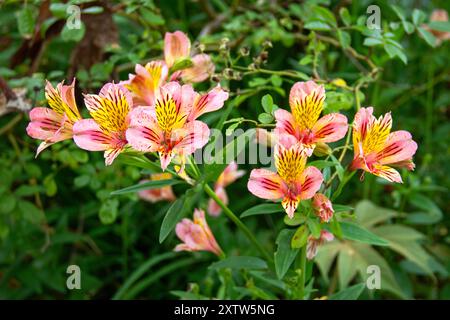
[313,142,332,157]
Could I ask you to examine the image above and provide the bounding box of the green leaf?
[307,218,321,238]
[307,160,336,169]
[261,94,274,113]
[274,229,299,279]
[299,55,313,65]
[170,58,193,73]
[258,113,274,124]
[139,8,165,25]
[111,179,180,196]
[61,21,86,42]
[49,3,68,18]
[304,21,331,31]
[339,7,351,26]
[337,248,359,289]
[291,225,309,249]
[428,21,450,33]
[240,203,283,218]
[283,212,307,226]
[209,256,268,270]
[363,37,383,47]
[417,27,437,47]
[340,221,389,246]
[329,283,365,300]
[354,200,398,228]
[337,30,351,49]
[99,199,119,224]
[82,6,104,14]
[412,9,426,26]
[384,43,407,64]
[16,7,35,39]
[159,196,186,243]
[0,194,16,214]
[333,204,354,213]
[18,201,45,224]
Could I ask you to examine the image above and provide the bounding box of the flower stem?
[298,245,307,299]
[203,184,273,262]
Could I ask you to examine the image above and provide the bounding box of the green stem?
[204,184,272,262]
[298,245,307,299]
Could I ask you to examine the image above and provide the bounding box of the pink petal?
[299,166,323,200]
[274,108,299,138]
[172,120,210,155]
[126,107,162,152]
[181,53,215,83]
[371,164,403,183]
[104,147,123,166]
[73,119,111,151]
[312,113,348,143]
[289,80,325,112]
[164,31,191,68]
[26,107,66,141]
[377,130,417,166]
[247,169,284,200]
[189,85,228,121]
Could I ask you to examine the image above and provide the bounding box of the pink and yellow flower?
[306,230,334,260]
[164,31,215,83]
[26,79,81,156]
[247,142,323,218]
[175,208,223,256]
[126,81,228,171]
[73,83,132,166]
[122,60,168,107]
[138,173,176,203]
[312,193,334,223]
[274,81,348,156]
[350,107,418,183]
[208,161,246,216]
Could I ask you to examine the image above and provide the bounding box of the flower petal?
[172,120,210,155]
[312,113,348,143]
[282,196,299,218]
[371,164,403,183]
[188,85,228,121]
[26,107,66,141]
[73,119,112,151]
[377,130,417,166]
[299,166,323,200]
[164,31,191,68]
[181,53,215,83]
[207,187,228,217]
[247,169,284,200]
[126,106,162,152]
[289,81,325,131]
[274,108,299,138]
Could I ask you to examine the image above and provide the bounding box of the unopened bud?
[313,142,332,157]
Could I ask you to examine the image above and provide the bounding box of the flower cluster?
[27,31,227,170]
[26,32,418,260]
[247,80,417,258]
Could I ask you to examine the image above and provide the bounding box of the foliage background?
[0,0,449,299]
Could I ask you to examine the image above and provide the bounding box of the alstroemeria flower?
[73,83,132,166]
[126,81,228,171]
[312,193,334,223]
[274,81,348,156]
[164,31,215,83]
[350,107,418,183]
[306,230,334,260]
[26,79,81,156]
[208,161,246,216]
[247,142,323,218]
[138,173,176,203]
[122,60,168,107]
[175,208,223,256]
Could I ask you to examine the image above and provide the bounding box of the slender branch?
[298,245,307,299]
[204,184,273,262]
